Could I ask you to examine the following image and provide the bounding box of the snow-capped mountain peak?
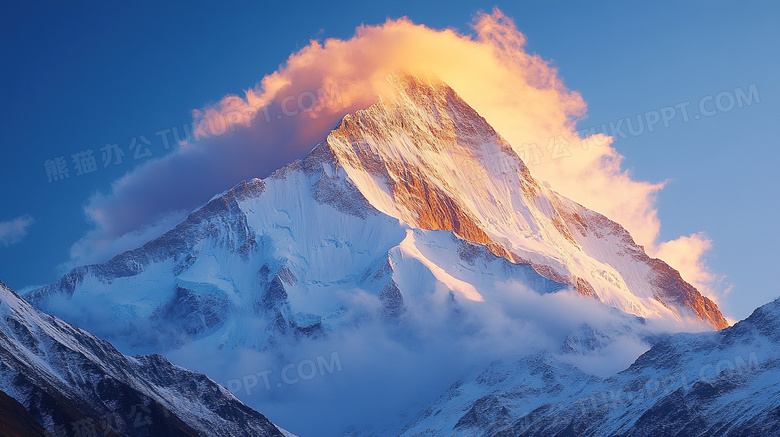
[18,72,733,436]
[322,73,726,328]
[26,74,725,360]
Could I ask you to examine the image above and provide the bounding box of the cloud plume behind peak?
[70,8,722,304]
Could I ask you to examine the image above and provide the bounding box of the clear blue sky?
[1,1,778,320]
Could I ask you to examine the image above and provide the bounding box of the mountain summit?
[324,74,726,328]
[27,74,725,356]
[19,73,734,436]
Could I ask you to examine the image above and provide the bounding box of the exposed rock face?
[0,389,48,437]
[0,281,284,437]
[379,279,405,320]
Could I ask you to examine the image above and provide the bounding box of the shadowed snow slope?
[400,296,780,436]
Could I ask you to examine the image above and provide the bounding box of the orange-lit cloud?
[655,232,723,302]
[76,9,722,303]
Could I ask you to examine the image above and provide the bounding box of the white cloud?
[64,209,188,269]
[161,282,674,436]
[0,215,34,247]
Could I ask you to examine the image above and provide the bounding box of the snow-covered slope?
[0,280,284,437]
[25,74,725,360]
[400,296,780,437]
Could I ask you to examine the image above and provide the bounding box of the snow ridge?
[400,296,780,436]
[0,280,283,436]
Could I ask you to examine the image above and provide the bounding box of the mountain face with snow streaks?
[324,74,726,328]
[0,280,284,437]
[26,74,725,359]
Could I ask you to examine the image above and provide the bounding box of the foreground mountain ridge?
[0,280,285,436]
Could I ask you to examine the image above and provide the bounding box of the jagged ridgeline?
[28,74,724,356]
